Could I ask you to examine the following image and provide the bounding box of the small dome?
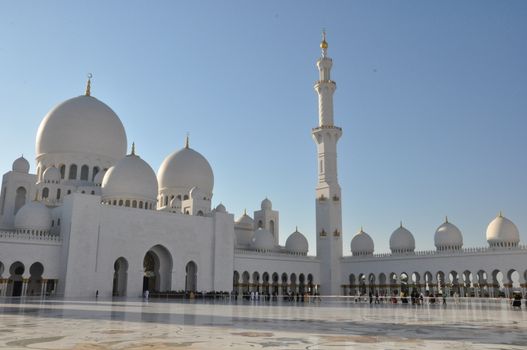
[14,200,52,232]
[486,213,520,247]
[350,228,374,256]
[261,198,272,210]
[434,218,463,250]
[285,228,308,254]
[236,211,254,228]
[390,223,415,254]
[251,228,274,251]
[158,145,214,195]
[215,203,226,213]
[12,156,30,173]
[101,152,158,204]
[93,169,107,185]
[36,95,127,161]
[42,166,60,183]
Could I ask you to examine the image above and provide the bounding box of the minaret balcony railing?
[312,125,342,132]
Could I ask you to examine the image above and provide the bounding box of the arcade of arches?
[233,271,318,296]
[0,261,57,297]
[111,245,199,297]
[343,269,527,298]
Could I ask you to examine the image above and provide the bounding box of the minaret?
[312,31,343,295]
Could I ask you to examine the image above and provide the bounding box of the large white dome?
[389,223,415,254]
[434,218,463,250]
[36,95,127,160]
[14,201,52,233]
[285,228,309,254]
[101,152,158,204]
[158,145,214,195]
[486,213,520,248]
[350,228,374,256]
[251,228,274,251]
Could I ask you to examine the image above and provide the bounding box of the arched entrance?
[143,245,173,293]
[185,261,197,292]
[28,262,44,296]
[112,257,128,296]
[8,262,24,296]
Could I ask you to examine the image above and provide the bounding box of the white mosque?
[0,35,526,299]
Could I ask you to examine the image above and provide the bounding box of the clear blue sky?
[1,1,526,254]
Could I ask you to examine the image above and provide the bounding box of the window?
[60,165,65,179]
[125,200,130,207]
[14,186,26,215]
[92,166,100,181]
[56,188,61,200]
[80,165,89,181]
[69,164,77,180]
[58,218,60,226]
[67,190,71,195]
[42,187,49,199]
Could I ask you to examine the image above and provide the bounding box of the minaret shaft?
[313,33,343,295]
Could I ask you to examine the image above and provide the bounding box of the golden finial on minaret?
[131,142,136,155]
[499,210,503,217]
[185,133,190,148]
[320,29,328,56]
[400,221,403,228]
[445,216,448,223]
[243,208,247,216]
[85,73,92,96]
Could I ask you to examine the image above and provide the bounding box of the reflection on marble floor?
[0,298,526,349]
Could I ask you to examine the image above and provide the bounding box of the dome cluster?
[234,201,309,255]
[350,214,522,256]
[28,87,215,214]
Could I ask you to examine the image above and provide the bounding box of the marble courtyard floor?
[0,298,526,349]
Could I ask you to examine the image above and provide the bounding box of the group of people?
[360,290,448,305]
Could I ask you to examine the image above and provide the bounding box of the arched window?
[59,165,65,179]
[69,164,77,180]
[125,200,130,207]
[197,210,204,216]
[132,200,137,208]
[139,201,143,209]
[42,187,49,199]
[91,190,95,195]
[258,220,263,229]
[118,200,123,206]
[80,165,89,181]
[269,220,275,235]
[92,166,99,181]
[14,187,26,215]
[67,190,71,195]
[51,220,54,227]
[57,218,61,226]
[165,196,168,206]
[56,188,61,200]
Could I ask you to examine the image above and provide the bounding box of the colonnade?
[343,269,527,298]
